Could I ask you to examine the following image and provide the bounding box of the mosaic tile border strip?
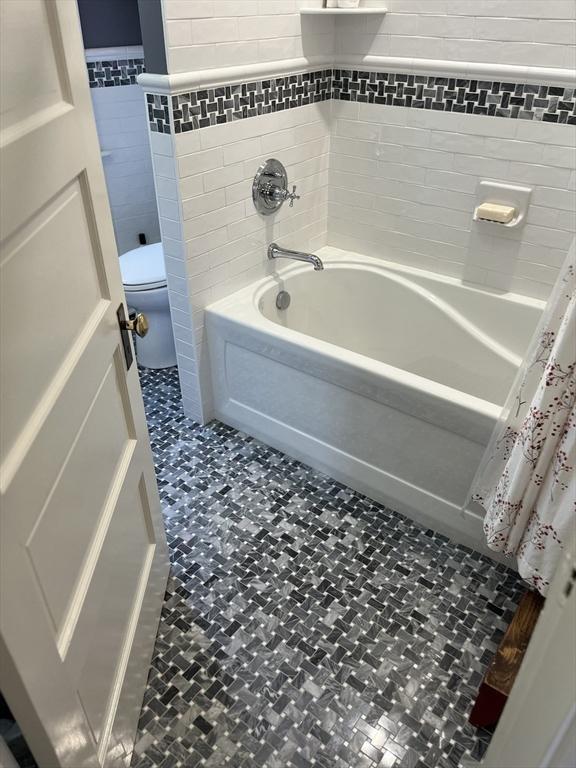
[146,94,171,134]
[171,69,333,133]
[87,58,145,88]
[333,69,576,124]
[145,67,576,134]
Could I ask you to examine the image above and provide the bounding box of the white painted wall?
[347,0,576,68]
[87,47,160,255]
[163,0,335,73]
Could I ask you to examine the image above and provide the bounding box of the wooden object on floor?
[469,589,545,728]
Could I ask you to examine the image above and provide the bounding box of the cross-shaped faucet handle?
[287,185,300,207]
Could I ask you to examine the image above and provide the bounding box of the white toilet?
[119,243,177,369]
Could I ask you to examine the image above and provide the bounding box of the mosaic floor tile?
[132,367,525,768]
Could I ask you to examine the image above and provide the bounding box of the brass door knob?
[122,311,149,338]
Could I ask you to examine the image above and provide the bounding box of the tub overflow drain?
[276,290,291,310]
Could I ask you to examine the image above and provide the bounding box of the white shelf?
[300,7,387,15]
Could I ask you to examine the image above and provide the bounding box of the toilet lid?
[120,243,167,290]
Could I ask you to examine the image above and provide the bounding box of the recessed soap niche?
[473,180,532,230]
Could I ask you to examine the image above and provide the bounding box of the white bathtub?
[206,247,543,552]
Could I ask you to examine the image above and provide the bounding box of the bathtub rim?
[255,248,545,369]
[205,248,542,562]
[206,248,545,440]
[217,246,546,314]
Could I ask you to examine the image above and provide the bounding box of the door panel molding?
[1,298,110,491]
[56,439,137,659]
[0,2,169,765]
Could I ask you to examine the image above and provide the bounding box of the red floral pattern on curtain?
[471,248,575,597]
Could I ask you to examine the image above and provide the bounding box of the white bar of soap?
[475,202,516,223]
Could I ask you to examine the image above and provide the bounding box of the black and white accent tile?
[332,70,576,124]
[87,58,145,88]
[147,94,171,134]
[132,366,525,768]
[171,70,333,133]
[145,67,575,134]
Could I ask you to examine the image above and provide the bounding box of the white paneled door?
[0,2,169,766]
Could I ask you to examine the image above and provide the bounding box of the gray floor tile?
[132,367,522,768]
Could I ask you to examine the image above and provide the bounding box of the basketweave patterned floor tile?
[131,367,524,768]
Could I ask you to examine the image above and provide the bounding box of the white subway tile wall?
[149,131,205,418]
[342,0,576,68]
[88,47,160,255]
[146,1,575,421]
[151,104,331,421]
[165,0,576,70]
[329,100,575,298]
[164,0,335,74]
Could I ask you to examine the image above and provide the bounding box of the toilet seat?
[125,279,167,291]
[119,242,176,368]
[120,242,167,291]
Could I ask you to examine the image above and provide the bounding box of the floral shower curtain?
[470,243,575,597]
